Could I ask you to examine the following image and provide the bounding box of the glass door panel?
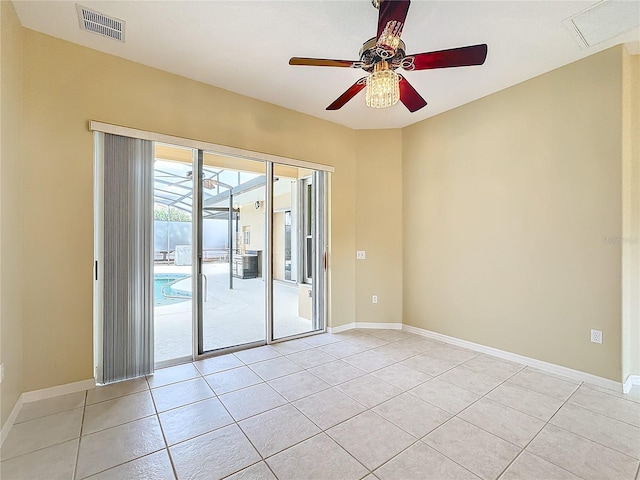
[199,152,266,353]
[153,144,195,364]
[273,165,326,340]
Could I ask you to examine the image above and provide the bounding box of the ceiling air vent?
[76,4,125,42]
[563,0,639,49]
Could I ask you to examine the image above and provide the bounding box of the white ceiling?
[13,0,640,130]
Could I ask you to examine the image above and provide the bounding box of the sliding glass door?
[152,144,194,365]
[197,153,267,354]
[272,165,326,340]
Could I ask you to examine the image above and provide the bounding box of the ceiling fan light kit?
[289,0,488,113]
[366,61,400,108]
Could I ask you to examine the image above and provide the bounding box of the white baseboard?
[328,322,402,334]
[623,375,640,394]
[403,324,622,392]
[1,394,24,447]
[328,323,355,334]
[21,378,95,403]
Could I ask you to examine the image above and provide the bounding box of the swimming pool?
[154,273,191,306]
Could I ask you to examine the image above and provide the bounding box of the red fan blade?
[404,44,487,71]
[399,76,427,112]
[377,0,411,40]
[289,57,359,68]
[326,78,367,110]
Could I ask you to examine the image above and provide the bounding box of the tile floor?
[2,329,640,480]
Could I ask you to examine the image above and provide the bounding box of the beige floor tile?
[267,370,330,402]
[83,390,156,435]
[400,354,460,376]
[371,363,432,391]
[342,350,396,373]
[248,356,302,381]
[159,397,233,445]
[375,442,480,480]
[485,382,564,421]
[499,451,581,480]
[0,438,78,480]
[194,354,244,376]
[327,411,415,470]
[170,424,260,480]
[423,418,520,480]
[527,424,639,480]
[269,338,313,355]
[239,404,320,457]
[393,336,442,353]
[373,392,451,438]
[218,383,287,421]
[302,334,343,347]
[84,450,175,480]
[337,374,403,408]
[569,385,640,426]
[225,461,277,480]
[86,378,149,405]
[342,334,390,349]
[233,345,281,364]
[16,392,86,424]
[204,366,262,395]
[583,383,640,404]
[292,387,366,430]
[308,360,366,386]
[1,408,83,461]
[507,368,578,401]
[550,402,640,459]
[381,339,430,359]
[286,348,337,369]
[367,329,412,342]
[437,365,504,395]
[318,341,367,359]
[76,416,165,479]
[146,363,201,388]
[151,377,214,412]
[371,342,421,362]
[462,354,524,381]
[409,378,481,414]
[458,398,545,447]
[266,433,368,480]
[423,345,479,364]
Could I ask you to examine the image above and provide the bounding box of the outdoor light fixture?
[365,61,400,109]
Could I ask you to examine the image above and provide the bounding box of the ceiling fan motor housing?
[359,37,406,72]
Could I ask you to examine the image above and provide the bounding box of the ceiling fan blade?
[289,57,358,68]
[326,78,367,110]
[405,44,488,71]
[399,76,427,112]
[377,0,411,41]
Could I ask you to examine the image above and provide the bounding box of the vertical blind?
[101,133,154,383]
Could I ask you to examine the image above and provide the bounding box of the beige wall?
[355,130,403,325]
[19,28,360,392]
[403,47,624,381]
[0,0,25,428]
[622,50,640,381]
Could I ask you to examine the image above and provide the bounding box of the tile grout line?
[71,389,88,480]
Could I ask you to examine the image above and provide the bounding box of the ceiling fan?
[289,0,488,112]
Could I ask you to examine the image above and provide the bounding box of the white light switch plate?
[356,251,366,260]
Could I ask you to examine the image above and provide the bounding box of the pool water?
[154,273,191,306]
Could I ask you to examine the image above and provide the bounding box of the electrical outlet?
[0,363,4,384]
[372,295,378,304]
[591,329,603,344]
[356,251,366,260]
